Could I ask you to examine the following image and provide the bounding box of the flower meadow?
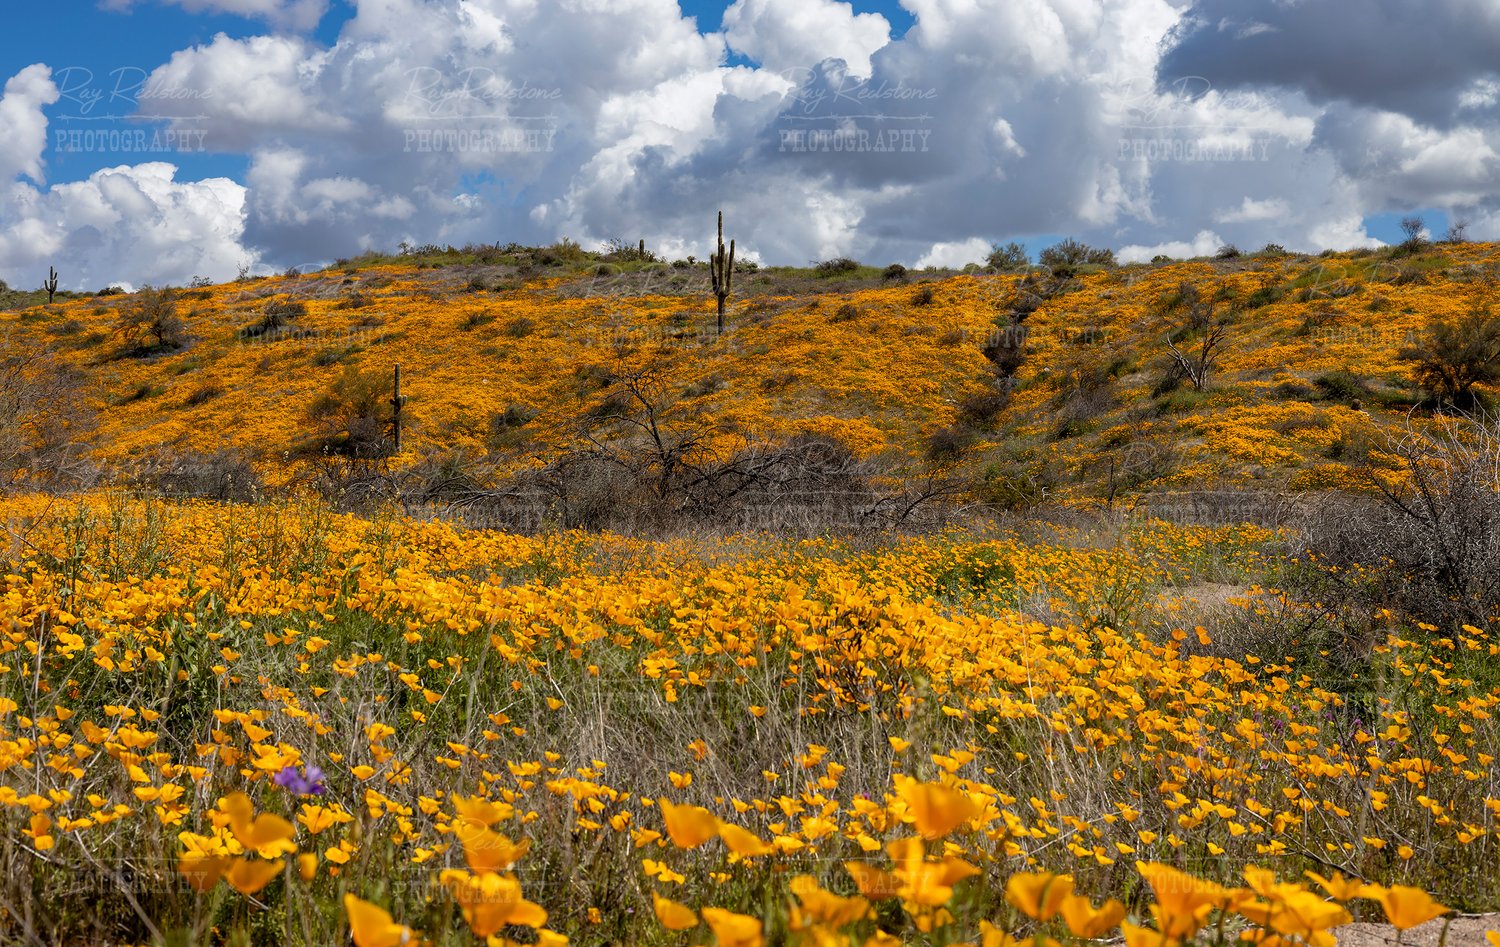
[0,492,1497,944]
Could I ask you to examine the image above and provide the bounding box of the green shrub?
[814,257,861,276]
[1399,305,1500,408]
[986,241,1029,271]
[1313,371,1373,405]
[1039,238,1114,275]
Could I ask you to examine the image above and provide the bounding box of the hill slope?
[4,242,1497,509]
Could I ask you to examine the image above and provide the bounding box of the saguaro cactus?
[391,364,407,455]
[710,211,735,333]
[43,267,58,305]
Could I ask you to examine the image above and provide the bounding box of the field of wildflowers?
[0,492,1496,944]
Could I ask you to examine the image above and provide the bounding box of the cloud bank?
[3,0,1498,289]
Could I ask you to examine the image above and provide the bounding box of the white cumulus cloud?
[0,65,60,186]
[722,0,891,76]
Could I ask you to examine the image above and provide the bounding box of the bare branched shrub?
[1158,281,1230,391]
[241,298,308,339]
[1299,413,1500,630]
[0,335,97,489]
[454,358,914,534]
[133,448,262,502]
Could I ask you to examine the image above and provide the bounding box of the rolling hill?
[4,240,1496,515]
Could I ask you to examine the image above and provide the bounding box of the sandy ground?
[1334,914,1500,946]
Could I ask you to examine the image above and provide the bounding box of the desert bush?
[333,290,374,310]
[1397,215,1428,254]
[602,238,658,264]
[1243,284,1284,308]
[1399,305,1500,409]
[1313,370,1373,405]
[135,447,262,502]
[116,381,163,404]
[978,454,1052,511]
[910,286,936,306]
[0,341,96,487]
[311,343,362,367]
[183,382,223,407]
[537,238,588,266]
[539,362,902,533]
[814,257,860,276]
[957,388,1010,426]
[241,298,308,339]
[682,374,727,398]
[504,316,537,338]
[460,311,495,331]
[1051,362,1117,439]
[881,263,908,281]
[115,287,187,356]
[305,363,396,460]
[1157,281,1231,391]
[1097,432,1182,501]
[399,447,493,506]
[486,403,539,451]
[1215,244,1241,259]
[1297,414,1500,632]
[1038,238,1114,275]
[986,241,1029,271]
[1271,377,1318,400]
[46,318,84,337]
[924,423,977,462]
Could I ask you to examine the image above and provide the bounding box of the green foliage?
[986,241,1029,271]
[1400,305,1500,408]
[814,257,861,276]
[1313,370,1373,405]
[1039,238,1115,275]
[306,363,395,459]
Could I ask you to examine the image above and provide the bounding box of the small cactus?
[43,266,58,305]
[710,211,735,333]
[391,364,408,454]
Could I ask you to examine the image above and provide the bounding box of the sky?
[0,0,1496,290]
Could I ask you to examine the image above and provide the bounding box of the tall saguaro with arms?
[711,211,735,334]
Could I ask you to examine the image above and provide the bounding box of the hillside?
[4,241,1497,515]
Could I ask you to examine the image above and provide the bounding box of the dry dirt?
[1333,914,1500,946]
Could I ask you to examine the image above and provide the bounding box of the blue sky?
[0,0,1489,287]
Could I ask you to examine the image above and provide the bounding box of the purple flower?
[273,764,326,796]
